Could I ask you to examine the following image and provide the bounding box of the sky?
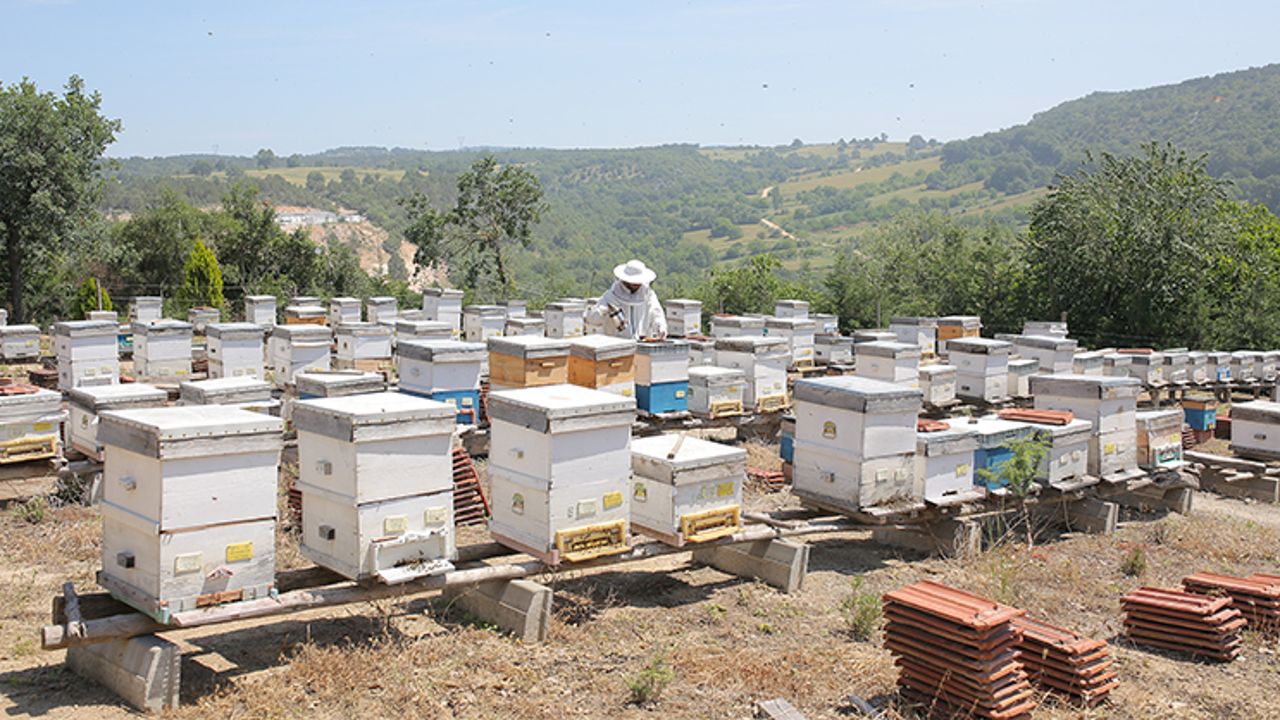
[2,0,1277,158]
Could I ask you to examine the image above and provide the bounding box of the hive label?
[675,390,686,399]
[34,422,52,432]
[602,491,623,510]
[822,421,838,439]
[716,481,735,497]
[633,482,648,502]
[383,515,408,535]
[225,542,254,563]
[511,493,525,515]
[174,552,203,575]
[576,499,598,517]
[424,507,447,525]
[956,463,970,476]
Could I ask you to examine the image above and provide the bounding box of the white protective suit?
[586,281,668,340]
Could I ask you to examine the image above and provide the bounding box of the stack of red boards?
[1013,615,1118,705]
[1121,587,1245,661]
[883,580,1036,719]
[1182,572,1280,634]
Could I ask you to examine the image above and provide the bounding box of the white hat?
[614,259,656,285]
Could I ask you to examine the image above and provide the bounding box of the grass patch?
[839,577,882,641]
[625,648,675,705]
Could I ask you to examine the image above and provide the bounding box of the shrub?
[625,648,675,705]
[840,577,882,641]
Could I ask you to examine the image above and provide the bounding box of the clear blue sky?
[3,0,1276,157]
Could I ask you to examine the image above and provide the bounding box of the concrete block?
[693,538,809,593]
[871,519,981,559]
[443,578,553,642]
[1114,484,1197,513]
[65,634,180,712]
[1061,498,1118,534]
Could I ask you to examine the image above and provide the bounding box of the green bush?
[625,648,675,705]
[839,577,882,641]
[74,278,112,319]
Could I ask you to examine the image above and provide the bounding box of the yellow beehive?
[569,336,637,397]
[487,336,570,391]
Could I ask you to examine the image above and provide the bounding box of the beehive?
[1014,335,1078,375]
[54,319,119,391]
[773,299,810,319]
[97,406,283,621]
[1263,351,1280,383]
[635,341,689,414]
[545,300,587,339]
[812,313,839,335]
[365,296,398,326]
[1136,409,1184,469]
[1183,394,1217,432]
[206,322,265,380]
[815,334,854,365]
[290,295,321,307]
[935,315,981,352]
[714,336,789,412]
[334,322,392,366]
[947,337,1011,403]
[395,318,453,340]
[664,299,702,338]
[1023,319,1068,338]
[686,337,715,366]
[497,299,527,318]
[1103,352,1133,378]
[504,316,545,337]
[463,304,506,343]
[487,385,636,564]
[130,296,163,324]
[490,336,571,391]
[889,316,937,356]
[919,364,957,407]
[1231,351,1262,382]
[791,376,923,511]
[295,392,457,582]
[943,415,1035,489]
[328,297,361,326]
[1230,401,1280,459]
[0,386,64,464]
[1008,358,1040,398]
[269,324,331,385]
[853,329,897,344]
[916,425,979,504]
[396,340,485,423]
[133,320,192,381]
[421,288,464,336]
[1031,374,1141,478]
[0,308,7,325]
[283,304,326,325]
[709,314,765,339]
[1014,414,1093,486]
[244,295,276,326]
[296,370,386,399]
[765,317,817,368]
[1161,349,1190,384]
[88,310,118,322]
[68,384,167,460]
[569,335,637,398]
[179,377,274,411]
[630,434,746,546]
[854,340,920,388]
[1072,350,1106,376]
[186,307,220,335]
[0,324,40,361]
[688,366,745,417]
[780,414,796,464]
[1123,351,1164,385]
[1187,351,1209,384]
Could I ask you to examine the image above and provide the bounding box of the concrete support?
[871,519,982,560]
[65,634,180,713]
[693,538,809,593]
[1059,498,1118,534]
[1197,470,1279,504]
[756,697,808,719]
[1114,484,1197,513]
[442,578,553,642]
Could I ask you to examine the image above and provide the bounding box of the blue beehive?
[780,414,796,463]
[428,388,482,424]
[946,415,1034,490]
[1183,396,1217,431]
[636,381,689,414]
[636,341,690,415]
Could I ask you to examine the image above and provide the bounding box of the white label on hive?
[225,542,253,563]
[576,499,598,518]
[675,390,686,398]
[423,506,447,525]
[383,516,408,535]
[174,552,203,575]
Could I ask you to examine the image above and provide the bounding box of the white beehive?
[54,319,119,391]
[296,370,386,399]
[1018,416,1093,487]
[942,415,1035,490]
[714,336,789,412]
[0,386,64,464]
[0,324,40,361]
[916,425,979,504]
[812,313,839,335]
[295,392,457,582]
[688,366,745,417]
[395,319,453,341]
[68,384,166,460]
[1186,351,1209,384]
[97,406,283,621]
[1230,401,1280,459]
[283,304,327,325]
[365,296,398,325]
[1008,358,1040,398]
[498,299,527,318]
[919,364,957,407]
[1072,350,1106,376]
[396,340,485,395]
[947,337,1012,404]
[290,295,321,307]
[1206,351,1233,383]
[186,307,220,335]
[179,376,274,411]
[664,299,703,338]
[855,341,921,388]
[133,320,192,381]
[421,288,464,336]
[1023,320,1068,338]
[889,316,938,356]
[686,337,715,366]
[130,297,163,324]
[0,308,7,325]
[463,304,505,343]
[1014,335,1078,375]
[545,300,587,339]
[1262,351,1280,383]
[329,297,362,326]
[774,299,810,319]
[1135,408,1184,469]
[815,334,854,365]
[1030,374,1141,478]
[207,322,265,380]
[853,329,898,344]
[1232,351,1262,382]
[791,376,923,511]
[709,314,765,339]
[244,295,276,326]
[766,316,817,368]
[1161,349,1190,384]
[1125,352,1165,386]
[487,385,636,564]
[1102,353,1132,378]
[636,341,690,386]
[505,316,546,337]
[630,434,746,546]
[269,324,331,385]
[335,322,392,362]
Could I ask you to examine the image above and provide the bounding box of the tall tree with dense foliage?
[403,154,547,298]
[177,239,225,311]
[74,277,112,319]
[0,76,120,320]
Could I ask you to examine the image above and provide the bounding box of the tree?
[305,171,326,194]
[255,148,276,169]
[286,154,302,168]
[0,76,120,321]
[789,138,803,149]
[177,239,225,310]
[907,134,927,151]
[190,160,213,177]
[698,254,800,315]
[74,277,112,319]
[402,154,547,298]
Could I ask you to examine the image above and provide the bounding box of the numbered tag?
[225,542,254,563]
[602,491,623,510]
[716,481,735,497]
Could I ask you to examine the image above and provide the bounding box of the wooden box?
[1007,358,1040,398]
[283,304,327,325]
[664,299,702,338]
[329,297,362,326]
[936,315,981,351]
[463,305,505,343]
[792,439,918,511]
[421,288,464,335]
[812,313,839,334]
[335,322,392,361]
[1014,335,1078,375]
[545,301,587,339]
[636,340,689,386]
[855,340,921,388]
[290,295,321,307]
[296,370,386,399]
[130,297,163,324]
[630,433,746,546]
[244,295,276,326]
[853,329,897,344]
[269,324,331,385]
[919,364,957,407]
[709,314,765,339]
[69,384,167,460]
[0,387,65,464]
[1136,408,1184,469]
[207,322,265,380]
[916,426,979,504]
[948,337,1011,404]
[1187,351,1209,384]
[365,296,398,325]
[815,334,854,365]
[889,316,937,356]
[1030,374,1140,434]
[569,336,637,398]
[686,337,715,366]
[1263,351,1280,383]
[1088,427,1138,477]
[133,320,192,381]
[498,299,527,318]
[54,319,119,391]
[1230,401,1280,459]
[1071,350,1106,376]
[490,336,571,391]
[397,340,485,395]
[0,324,40,361]
[773,299,810,319]
[766,317,817,367]
[1102,352,1132,378]
[688,366,745,417]
[504,317,546,337]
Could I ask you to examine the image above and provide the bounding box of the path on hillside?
[759,217,799,242]
[760,185,774,199]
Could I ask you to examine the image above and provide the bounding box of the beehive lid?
[765,317,816,331]
[688,366,745,386]
[1019,416,1093,442]
[945,415,1033,447]
[546,300,586,312]
[69,383,167,411]
[711,315,765,329]
[1160,349,1189,364]
[330,297,360,307]
[793,376,922,413]
[272,324,331,341]
[290,295,321,305]
[335,322,390,338]
[631,434,746,481]
[570,335,636,360]
[245,294,276,303]
[815,334,853,347]
[498,299,527,309]
[1136,408,1183,432]
[1074,350,1107,362]
[294,391,455,440]
[855,340,921,359]
[775,299,809,309]
[920,364,956,378]
[0,386,63,415]
[490,335,571,359]
[636,340,689,357]
[889,316,937,328]
[1029,373,1142,399]
[665,298,701,310]
[88,310,119,322]
[917,425,979,456]
[1208,351,1232,362]
[53,319,117,338]
[1187,351,1207,365]
[946,337,1012,355]
[133,319,192,336]
[295,370,384,396]
[207,322,265,340]
[179,377,272,405]
[1234,350,1264,361]
[1266,350,1280,361]
[188,306,219,318]
[98,405,282,458]
[1015,334,1078,351]
[464,304,504,317]
[1233,400,1280,424]
[852,329,897,343]
[284,304,326,315]
[132,296,163,306]
[368,296,396,305]
[1127,351,1163,366]
[1102,353,1132,367]
[398,339,486,363]
[423,287,464,299]
[0,324,39,336]
[1023,320,1067,334]
[714,336,788,354]
[1009,358,1041,372]
[505,317,545,329]
[937,315,981,328]
[487,384,635,432]
[396,319,452,335]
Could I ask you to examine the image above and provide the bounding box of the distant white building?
[277,209,338,228]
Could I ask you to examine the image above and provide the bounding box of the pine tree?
[74,278,113,319]
[177,239,225,311]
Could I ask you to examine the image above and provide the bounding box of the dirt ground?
[3,447,1280,719]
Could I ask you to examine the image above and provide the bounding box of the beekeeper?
[585,259,668,340]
